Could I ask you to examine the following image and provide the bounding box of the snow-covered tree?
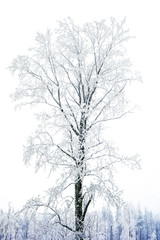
[115,207,123,240]
[135,206,144,240]
[155,220,160,240]
[9,18,140,240]
[115,203,136,240]
[144,209,156,240]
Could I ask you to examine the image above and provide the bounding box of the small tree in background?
[9,18,140,240]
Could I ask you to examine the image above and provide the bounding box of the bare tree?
[9,18,140,240]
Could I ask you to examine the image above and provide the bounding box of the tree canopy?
[9,18,140,240]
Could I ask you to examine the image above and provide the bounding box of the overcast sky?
[0,0,160,213]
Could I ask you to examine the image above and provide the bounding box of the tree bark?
[75,176,84,240]
[75,111,86,240]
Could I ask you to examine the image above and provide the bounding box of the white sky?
[0,0,160,213]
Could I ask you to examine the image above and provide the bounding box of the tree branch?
[82,195,92,222]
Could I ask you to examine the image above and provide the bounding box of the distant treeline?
[0,203,159,240]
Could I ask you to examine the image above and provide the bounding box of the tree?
[9,17,140,240]
[136,206,145,240]
[115,207,123,240]
[155,220,160,240]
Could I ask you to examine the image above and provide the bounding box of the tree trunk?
[75,176,84,240]
[74,108,87,240]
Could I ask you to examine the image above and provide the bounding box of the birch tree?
[9,18,140,240]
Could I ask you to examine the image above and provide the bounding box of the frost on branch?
[9,17,140,239]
